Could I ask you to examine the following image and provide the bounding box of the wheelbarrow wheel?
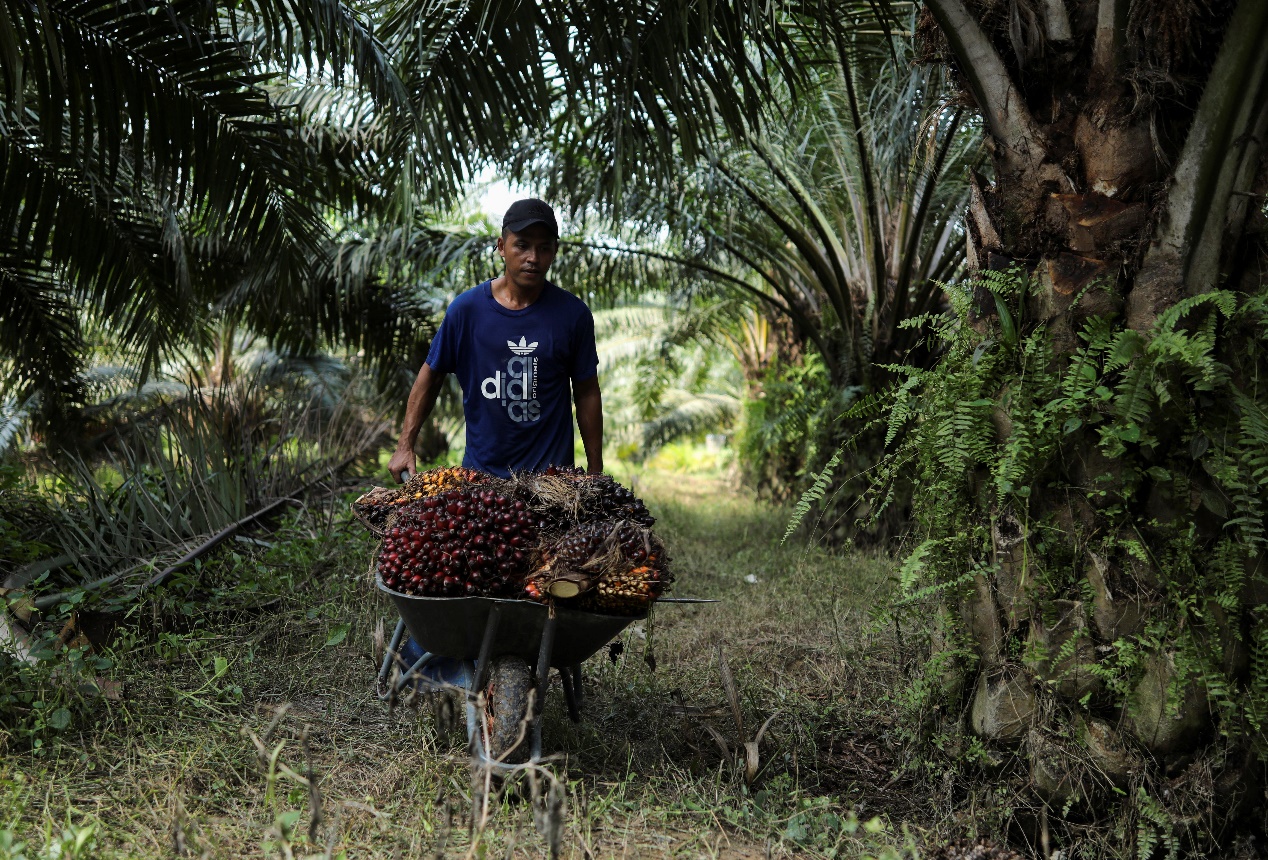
[482,655,532,764]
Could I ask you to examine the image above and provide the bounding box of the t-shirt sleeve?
[571,306,599,381]
[424,306,461,374]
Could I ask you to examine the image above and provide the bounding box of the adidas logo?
[508,336,538,355]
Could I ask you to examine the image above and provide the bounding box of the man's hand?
[388,448,416,484]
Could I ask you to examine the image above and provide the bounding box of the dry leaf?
[716,643,745,738]
[743,741,761,785]
[702,723,732,760]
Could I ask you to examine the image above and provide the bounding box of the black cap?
[502,198,559,236]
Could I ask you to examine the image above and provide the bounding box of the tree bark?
[917,0,1268,840]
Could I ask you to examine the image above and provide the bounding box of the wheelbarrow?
[374,571,713,769]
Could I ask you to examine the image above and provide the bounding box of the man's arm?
[573,376,604,474]
[388,363,448,483]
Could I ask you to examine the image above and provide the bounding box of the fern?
[782,447,843,543]
[863,266,1268,783]
[1226,390,1268,548]
[1154,290,1237,331]
[897,567,979,606]
[884,375,923,447]
[842,383,901,422]
[1246,611,1268,733]
[1101,362,1156,456]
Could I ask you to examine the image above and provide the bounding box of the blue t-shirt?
[425,280,599,477]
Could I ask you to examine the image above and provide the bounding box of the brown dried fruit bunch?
[539,466,655,526]
[524,520,671,614]
[924,839,1025,860]
[350,486,402,530]
[580,564,664,614]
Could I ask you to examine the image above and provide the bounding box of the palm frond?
[641,389,742,453]
[382,0,813,201]
[0,239,83,399]
[531,25,978,389]
[0,392,35,455]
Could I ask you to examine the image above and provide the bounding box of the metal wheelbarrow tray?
[386,582,644,667]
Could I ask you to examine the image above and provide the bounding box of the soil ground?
[0,468,950,859]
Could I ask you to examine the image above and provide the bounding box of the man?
[382,199,602,693]
[388,197,603,482]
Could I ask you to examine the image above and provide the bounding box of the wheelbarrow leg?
[376,619,408,699]
[560,666,581,723]
[463,659,479,747]
[472,605,502,691]
[531,613,558,762]
[466,606,503,753]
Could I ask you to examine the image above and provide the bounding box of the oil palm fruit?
[377,486,534,598]
[366,468,669,611]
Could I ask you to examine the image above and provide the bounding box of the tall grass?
[4,370,389,608]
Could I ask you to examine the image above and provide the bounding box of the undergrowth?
[0,470,943,858]
[849,267,1268,856]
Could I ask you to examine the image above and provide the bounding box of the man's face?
[497,224,558,290]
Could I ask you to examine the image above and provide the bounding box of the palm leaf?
[0,239,83,399]
[641,389,742,453]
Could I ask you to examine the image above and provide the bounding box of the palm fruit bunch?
[353,466,486,530]
[362,466,671,609]
[524,520,671,614]
[577,474,655,527]
[400,466,487,501]
[377,486,536,597]
[925,839,1024,860]
[351,485,403,530]
[581,564,664,614]
[538,466,655,527]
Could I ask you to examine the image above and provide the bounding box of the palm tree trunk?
[916,0,1268,840]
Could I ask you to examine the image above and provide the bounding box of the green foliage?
[530,25,976,512]
[0,822,97,860]
[1134,786,1182,860]
[590,299,745,458]
[0,633,102,753]
[738,354,852,499]
[782,448,844,543]
[4,370,385,620]
[0,465,56,571]
[868,265,1268,768]
[0,0,434,407]
[2,0,806,416]
[545,24,975,389]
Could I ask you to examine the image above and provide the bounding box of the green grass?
[0,469,934,859]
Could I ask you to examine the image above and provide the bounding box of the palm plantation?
[2,0,1267,856]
